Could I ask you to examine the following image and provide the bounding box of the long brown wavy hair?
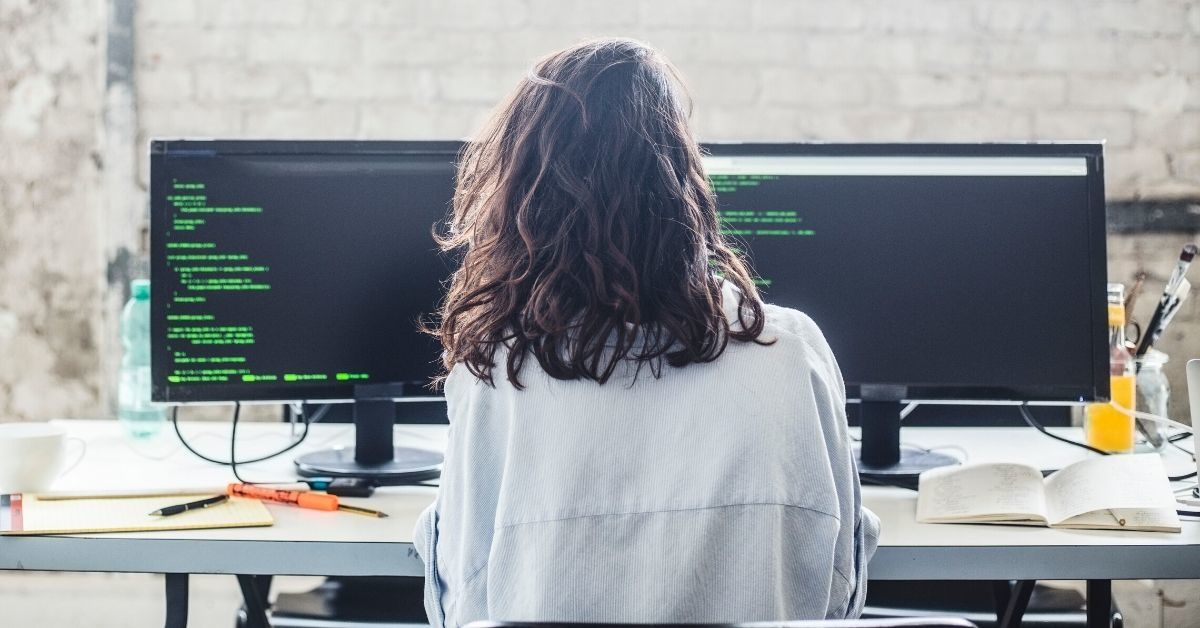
[431,38,768,388]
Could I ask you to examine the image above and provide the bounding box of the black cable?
[171,402,315,472]
[1166,430,1196,479]
[225,401,295,485]
[1018,403,1110,456]
[1020,404,1199,481]
[1147,420,1195,481]
[230,401,247,483]
[1168,435,1196,457]
[1167,434,1197,482]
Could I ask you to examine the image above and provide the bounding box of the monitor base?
[295,446,443,485]
[855,443,959,481]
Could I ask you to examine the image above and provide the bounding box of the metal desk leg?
[998,580,1035,628]
[992,580,1012,618]
[237,574,272,628]
[1087,579,1113,628]
[164,573,189,628]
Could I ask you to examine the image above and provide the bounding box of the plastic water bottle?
[118,279,166,437]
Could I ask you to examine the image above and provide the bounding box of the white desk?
[0,420,440,577]
[863,427,1199,580]
[1,420,1197,625]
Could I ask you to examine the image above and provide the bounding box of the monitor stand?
[854,399,959,480]
[294,383,444,485]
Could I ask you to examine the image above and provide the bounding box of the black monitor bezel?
[150,140,1107,404]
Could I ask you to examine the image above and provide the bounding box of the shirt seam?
[830,567,853,617]
[495,501,841,531]
[832,565,852,586]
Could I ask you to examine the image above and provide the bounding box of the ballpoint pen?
[149,494,229,517]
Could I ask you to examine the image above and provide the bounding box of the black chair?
[466,619,977,628]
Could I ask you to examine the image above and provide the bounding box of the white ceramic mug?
[0,423,86,494]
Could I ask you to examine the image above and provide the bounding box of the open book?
[917,453,1181,532]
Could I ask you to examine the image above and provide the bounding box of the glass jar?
[1134,349,1169,452]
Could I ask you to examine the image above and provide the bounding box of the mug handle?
[60,437,87,478]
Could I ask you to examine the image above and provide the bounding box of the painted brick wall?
[129,0,1200,422]
[2,0,1200,422]
[134,0,1200,199]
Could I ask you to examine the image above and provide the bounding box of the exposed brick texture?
[1,0,1199,424]
[130,0,1200,200]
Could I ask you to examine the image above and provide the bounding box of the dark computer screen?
[705,144,1107,402]
[150,141,460,402]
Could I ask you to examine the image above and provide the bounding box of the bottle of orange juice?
[1085,283,1135,453]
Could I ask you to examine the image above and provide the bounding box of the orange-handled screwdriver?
[227,484,388,518]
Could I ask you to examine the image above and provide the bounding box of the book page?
[917,462,1047,523]
[1043,454,1178,525]
[1,494,273,535]
[1056,508,1181,533]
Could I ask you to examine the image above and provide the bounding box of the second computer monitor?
[704,143,1108,404]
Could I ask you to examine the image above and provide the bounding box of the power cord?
[1018,403,1109,455]
[1019,403,1197,482]
[1168,431,1196,457]
[172,402,325,483]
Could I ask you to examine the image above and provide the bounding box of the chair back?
[467,618,977,628]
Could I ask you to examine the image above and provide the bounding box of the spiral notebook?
[0,493,273,535]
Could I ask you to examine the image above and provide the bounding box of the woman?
[415,38,878,627]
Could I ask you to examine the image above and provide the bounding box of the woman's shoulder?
[757,303,845,400]
[761,302,822,339]
[723,281,826,348]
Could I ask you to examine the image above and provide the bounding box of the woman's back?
[418,294,879,626]
[415,37,877,628]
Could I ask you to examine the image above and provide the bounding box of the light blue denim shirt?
[415,290,880,627]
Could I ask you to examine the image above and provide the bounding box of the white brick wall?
[3,0,1200,422]
[2,4,1200,618]
[134,0,1200,200]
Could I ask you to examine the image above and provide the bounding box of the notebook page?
[1044,454,1178,525]
[2,494,273,535]
[1106,508,1181,532]
[917,463,1047,523]
[1057,507,1181,532]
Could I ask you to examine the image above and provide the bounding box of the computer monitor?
[702,142,1108,477]
[151,140,1108,482]
[150,140,463,482]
